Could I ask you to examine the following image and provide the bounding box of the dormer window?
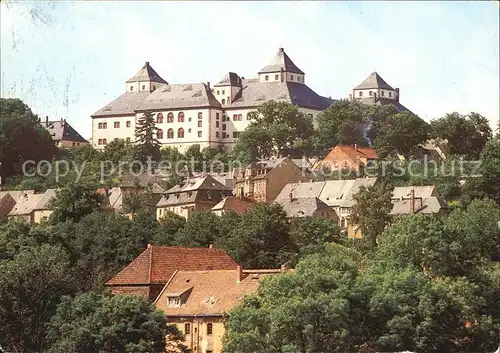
[167,296,181,307]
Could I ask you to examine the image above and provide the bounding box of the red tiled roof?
[106,246,239,286]
[211,196,256,215]
[336,145,377,161]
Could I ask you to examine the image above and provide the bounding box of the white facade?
[91,48,333,152]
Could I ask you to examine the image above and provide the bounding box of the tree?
[235,101,314,159]
[46,292,175,353]
[134,111,161,163]
[0,98,57,180]
[315,99,368,152]
[464,136,500,205]
[184,144,204,172]
[174,211,223,247]
[223,203,293,268]
[430,112,492,158]
[350,184,393,247]
[374,112,430,159]
[0,244,75,353]
[50,211,153,291]
[288,216,344,263]
[48,182,103,223]
[102,138,133,165]
[232,125,274,164]
[153,211,186,245]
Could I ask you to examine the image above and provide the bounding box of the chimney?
[147,243,152,248]
[349,93,352,100]
[280,264,288,273]
[354,144,358,151]
[45,116,49,126]
[395,88,400,102]
[279,47,284,52]
[208,244,213,249]
[410,189,415,214]
[145,61,150,66]
[236,265,242,283]
[207,81,210,90]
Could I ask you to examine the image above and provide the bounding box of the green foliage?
[430,112,492,158]
[0,98,57,180]
[133,111,161,163]
[0,244,75,352]
[288,216,344,263]
[233,101,314,160]
[49,182,103,223]
[153,211,187,245]
[102,138,133,165]
[350,184,393,247]
[174,211,223,247]
[374,111,430,159]
[46,292,171,353]
[223,203,293,268]
[315,99,368,152]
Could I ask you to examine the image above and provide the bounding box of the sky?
[1,1,499,139]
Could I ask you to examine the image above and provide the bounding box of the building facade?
[91,48,333,152]
[41,117,88,148]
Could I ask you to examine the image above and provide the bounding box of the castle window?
[126,121,131,128]
[233,114,237,121]
[381,91,385,97]
[359,91,363,97]
[188,128,192,133]
[178,128,185,138]
[98,139,103,145]
[217,90,220,95]
[216,121,219,128]
[102,138,107,145]
[389,91,392,97]
[369,91,373,96]
[222,99,226,105]
[216,113,220,120]
[167,128,174,139]
[222,90,225,95]
[198,131,202,137]
[238,114,242,121]
[130,86,133,91]
[198,112,203,119]
[114,121,120,128]
[222,124,226,131]
[167,113,174,123]
[185,323,191,335]
[290,75,294,80]
[103,122,107,129]
[178,112,185,122]
[265,75,269,81]
[216,131,219,138]
[247,113,251,120]
[207,323,213,335]
[198,120,202,127]
[157,129,163,139]
[157,113,164,123]
[153,85,156,91]
[275,74,279,80]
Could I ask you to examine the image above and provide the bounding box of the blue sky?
[1,1,499,139]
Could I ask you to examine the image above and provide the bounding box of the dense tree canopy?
[48,182,103,223]
[430,112,492,158]
[46,292,171,353]
[0,98,57,180]
[133,111,161,163]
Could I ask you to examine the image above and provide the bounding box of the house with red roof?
[313,144,377,173]
[105,245,239,301]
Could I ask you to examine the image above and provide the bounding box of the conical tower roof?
[126,62,168,84]
[354,72,394,90]
[258,47,304,75]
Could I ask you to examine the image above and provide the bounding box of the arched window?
[178,128,185,138]
[167,128,174,139]
[178,112,185,122]
[157,129,163,139]
[167,112,174,123]
[156,113,164,123]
